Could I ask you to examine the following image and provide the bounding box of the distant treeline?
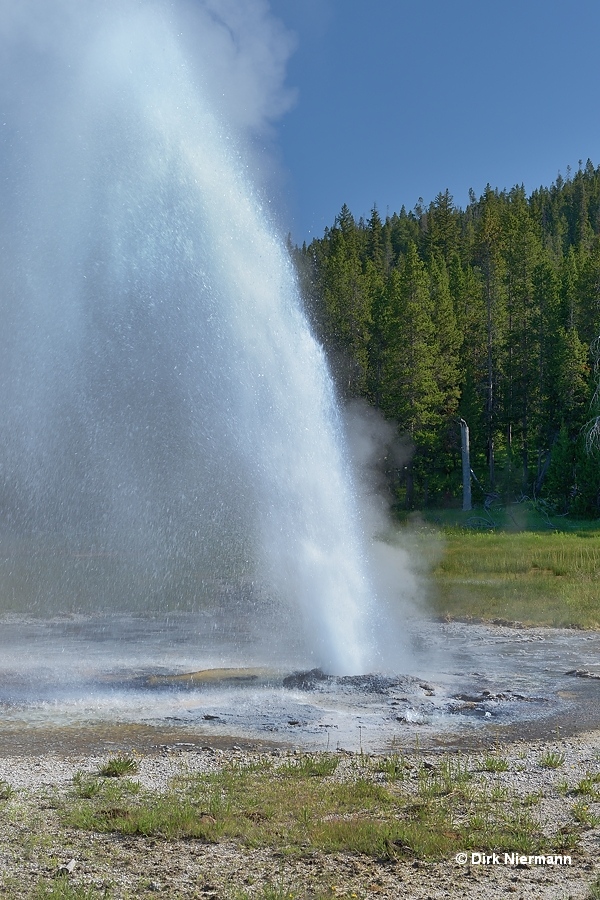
[292,160,600,515]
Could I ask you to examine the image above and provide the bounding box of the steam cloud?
[0,0,297,143]
[0,0,421,675]
[342,401,424,668]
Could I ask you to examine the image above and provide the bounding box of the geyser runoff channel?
[0,1,395,675]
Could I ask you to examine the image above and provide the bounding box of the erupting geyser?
[0,1,401,674]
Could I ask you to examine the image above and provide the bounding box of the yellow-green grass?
[63,754,570,861]
[427,528,600,627]
[32,881,102,900]
[2,748,592,899]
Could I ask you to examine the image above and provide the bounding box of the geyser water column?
[0,1,384,674]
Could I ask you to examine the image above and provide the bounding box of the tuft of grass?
[487,783,509,802]
[522,791,544,806]
[97,756,139,778]
[372,753,407,781]
[277,754,339,778]
[0,779,14,800]
[32,878,111,899]
[539,750,565,769]
[571,772,600,800]
[480,754,509,773]
[233,885,338,900]
[72,772,102,799]
[416,755,473,799]
[553,822,581,852]
[571,801,600,828]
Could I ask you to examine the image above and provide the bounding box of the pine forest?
[293,160,600,517]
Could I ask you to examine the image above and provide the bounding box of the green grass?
[63,753,571,862]
[420,522,600,627]
[413,500,600,533]
[32,880,111,900]
[372,753,407,780]
[72,772,103,799]
[539,751,566,769]
[571,801,600,828]
[97,756,139,778]
[480,754,510,773]
[232,887,331,900]
[571,773,600,800]
[277,755,340,778]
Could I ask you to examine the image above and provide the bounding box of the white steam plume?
[342,400,428,671]
[0,0,297,140]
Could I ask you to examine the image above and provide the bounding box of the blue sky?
[267,0,600,244]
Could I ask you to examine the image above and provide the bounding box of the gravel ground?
[0,730,599,899]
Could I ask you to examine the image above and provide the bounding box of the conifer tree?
[473,186,507,489]
[296,161,600,515]
[379,244,441,504]
[426,189,460,264]
[501,186,543,489]
[318,205,372,394]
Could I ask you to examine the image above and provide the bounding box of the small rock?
[56,859,76,876]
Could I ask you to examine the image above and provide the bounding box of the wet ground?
[1,614,600,754]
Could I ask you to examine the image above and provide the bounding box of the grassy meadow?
[64,752,560,861]
[411,503,600,628]
[5,748,589,899]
